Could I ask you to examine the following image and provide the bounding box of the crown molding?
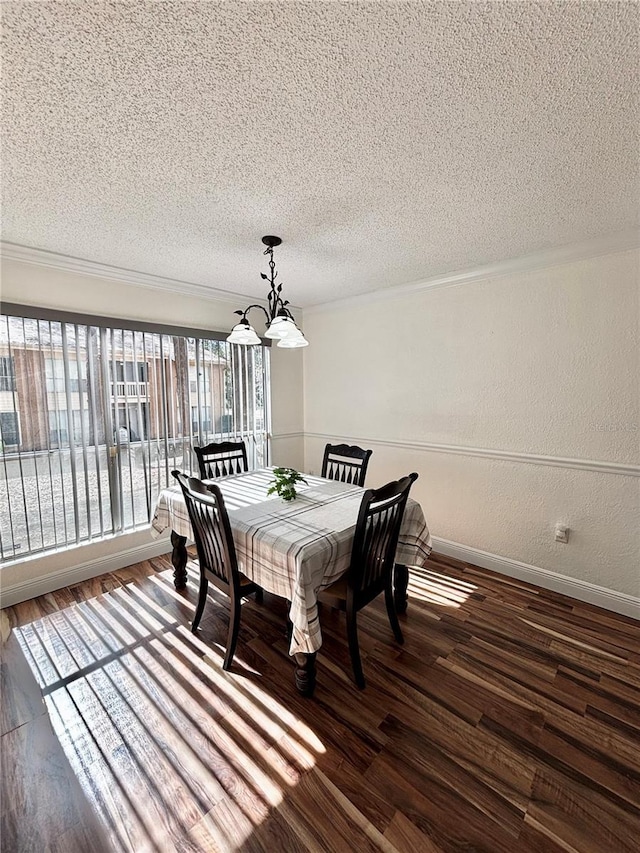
[306,228,640,313]
[0,241,256,307]
[303,432,640,477]
[3,229,636,314]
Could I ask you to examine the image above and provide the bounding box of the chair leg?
[254,587,264,604]
[346,608,365,689]
[223,596,241,671]
[192,576,209,633]
[385,583,404,645]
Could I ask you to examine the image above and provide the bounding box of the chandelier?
[226,236,309,348]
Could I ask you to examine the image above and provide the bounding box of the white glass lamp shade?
[226,322,261,346]
[264,316,287,339]
[265,316,300,339]
[277,333,309,348]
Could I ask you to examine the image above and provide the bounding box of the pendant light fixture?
[227,236,309,348]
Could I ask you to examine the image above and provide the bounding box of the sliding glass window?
[0,307,270,563]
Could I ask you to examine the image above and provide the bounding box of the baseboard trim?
[3,526,636,621]
[0,539,172,609]
[431,536,639,620]
[303,432,640,478]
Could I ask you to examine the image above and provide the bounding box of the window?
[48,410,69,447]
[116,402,148,441]
[0,310,270,562]
[0,412,20,446]
[48,409,91,446]
[192,405,212,433]
[45,358,86,393]
[115,360,148,382]
[0,356,16,391]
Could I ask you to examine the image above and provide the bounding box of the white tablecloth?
[151,469,432,655]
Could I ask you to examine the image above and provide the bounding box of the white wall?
[269,343,304,469]
[0,257,304,602]
[303,248,640,606]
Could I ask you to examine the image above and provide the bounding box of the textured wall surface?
[303,249,640,597]
[2,1,638,305]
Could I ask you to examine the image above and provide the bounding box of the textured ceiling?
[2,1,638,307]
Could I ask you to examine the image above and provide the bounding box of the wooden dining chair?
[320,472,418,688]
[321,443,373,487]
[193,440,248,479]
[171,470,262,670]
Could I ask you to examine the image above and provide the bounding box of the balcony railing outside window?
[113,381,149,398]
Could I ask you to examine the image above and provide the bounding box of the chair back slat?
[348,473,418,598]
[322,443,373,488]
[194,440,248,480]
[172,470,239,589]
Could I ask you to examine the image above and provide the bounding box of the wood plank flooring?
[2,551,639,852]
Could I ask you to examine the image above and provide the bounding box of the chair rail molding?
[303,433,640,478]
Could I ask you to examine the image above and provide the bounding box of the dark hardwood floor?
[2,551,639,852]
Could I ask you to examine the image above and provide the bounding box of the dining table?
[151,467,432,695]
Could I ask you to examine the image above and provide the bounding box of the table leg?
[394,563,409,614]
[293,652,317,696]
[170,531,188,589]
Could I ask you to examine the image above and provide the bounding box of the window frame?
[0,303,271,564]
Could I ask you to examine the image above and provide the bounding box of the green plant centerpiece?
[267,467,308,502]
